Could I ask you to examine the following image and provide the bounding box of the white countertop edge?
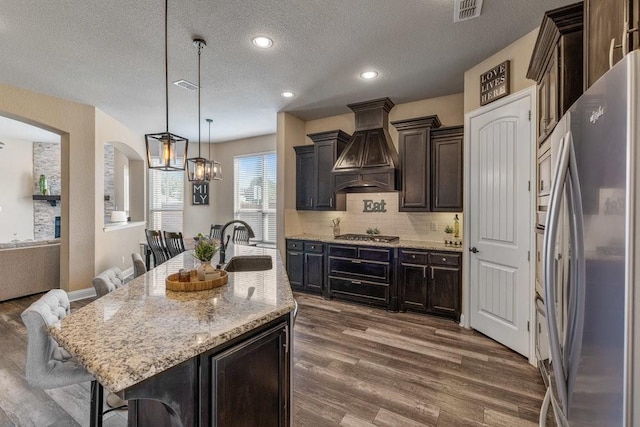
[103,221,145,232]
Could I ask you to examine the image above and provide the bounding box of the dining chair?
[92,267,124,298]
[163,231,186,257]
[145,229,169,267]
[21,289,105,424]
[232,226,251,245]
[209,224,223,242]
[132,252,147,278]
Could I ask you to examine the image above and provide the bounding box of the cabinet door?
[304,252,324,294]
[584,0,626,88]
[399,129,429,211]
[537,73,549,144]
[295,147,314,210]
[432,134,463,212]
[210,323,288,427]
[546,48,559,136]
[399,263,428,312]
[286,251,304,290]
[314,141,336,210]
[428,265,460,320]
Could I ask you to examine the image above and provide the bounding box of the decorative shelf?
[32,195,61,206]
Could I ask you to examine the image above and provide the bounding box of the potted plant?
[193,233,219,280]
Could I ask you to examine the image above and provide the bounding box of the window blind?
[234,152,276,243]
[148,169,184,232]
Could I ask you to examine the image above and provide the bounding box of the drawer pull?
[352,281,362,285]
[411,255,416,259]
[442,257,446,262]
[310,246,315,249]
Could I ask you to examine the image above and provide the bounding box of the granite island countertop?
[50,245,295,393]
[286,233,464,252]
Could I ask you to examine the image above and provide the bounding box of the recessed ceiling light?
[281,91,295,98]
[360,71,379,80]
[252,36,273,49]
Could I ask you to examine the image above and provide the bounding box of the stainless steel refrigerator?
[541,49,640,425]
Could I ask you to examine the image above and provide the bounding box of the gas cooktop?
[334,234,400,243]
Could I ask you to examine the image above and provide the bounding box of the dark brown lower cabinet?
[398,248,461,320]
[127,316,291,426]
[205,322,289,427]
[285,239,324,295]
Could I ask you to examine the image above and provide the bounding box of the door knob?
[469,247,479,254]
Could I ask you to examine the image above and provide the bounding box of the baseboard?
[122,266,134,279]
[68,287,96,302]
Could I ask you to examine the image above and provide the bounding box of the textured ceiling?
[0,0,575,143]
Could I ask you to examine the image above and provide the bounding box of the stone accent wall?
[33,141,61,240]
[104,143,115,222]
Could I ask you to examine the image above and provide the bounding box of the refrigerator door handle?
[543,132,570,415]
[565,132,586,405]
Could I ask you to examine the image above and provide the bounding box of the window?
[148,169,184,232]
[234,152,276,243]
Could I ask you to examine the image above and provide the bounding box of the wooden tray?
[166,269,228,292]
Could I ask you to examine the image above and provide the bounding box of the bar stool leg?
[90,380,104,427]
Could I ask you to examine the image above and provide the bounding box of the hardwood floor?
[0,292,549,426]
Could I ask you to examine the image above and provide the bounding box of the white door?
[468,92,533,357]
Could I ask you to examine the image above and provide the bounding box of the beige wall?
[0,137,35,242]
[95,109,147,276]
[183,134,276,239]
[0,84,144,291]
[464,28,539,113]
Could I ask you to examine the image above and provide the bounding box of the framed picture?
[192,182,209,205]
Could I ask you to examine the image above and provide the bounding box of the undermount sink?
[222,255,272,272]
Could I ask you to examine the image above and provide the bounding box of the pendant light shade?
[187,38,209,182]
[146,0,188,171]
[204,119,223,181]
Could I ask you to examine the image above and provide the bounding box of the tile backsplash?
[286,192,462,242]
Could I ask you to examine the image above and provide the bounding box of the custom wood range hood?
[331,98,399,192]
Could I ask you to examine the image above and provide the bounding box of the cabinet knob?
[311,246,315,249]
[411,255,416,259]
[442,257,446,262]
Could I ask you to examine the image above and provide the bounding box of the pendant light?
[186,38,209,182]
[205,119,223,181]
[145,0,188,171]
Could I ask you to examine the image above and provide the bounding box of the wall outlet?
[121,256,125,264]
[430,221,438,231]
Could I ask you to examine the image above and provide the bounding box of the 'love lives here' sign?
[480,60,510,106]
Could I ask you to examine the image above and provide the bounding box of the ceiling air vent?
[173,79,198,91]
[454,0,483,22]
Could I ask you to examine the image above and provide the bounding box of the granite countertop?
[286,233,464,252]
[50,245,295,393]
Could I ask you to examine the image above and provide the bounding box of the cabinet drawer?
[304,242,323,253]
[286,240,304,251]
[428,252,461,267]
[329,277,389,306]
[329,257,391,283]
[399,249,429,265]
[358,247,392,262]
[328,245,358,258]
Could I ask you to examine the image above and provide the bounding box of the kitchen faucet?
[217,220,255,266]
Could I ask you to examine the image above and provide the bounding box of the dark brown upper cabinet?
[527,2,583,146]
[294,130,350,211]
[392,116,441,212]
[392,116,463,213]
[431,126,463,212]
[294,145,314,210]
[584,0,639,88]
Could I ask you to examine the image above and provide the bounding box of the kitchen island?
[50,245,295,427]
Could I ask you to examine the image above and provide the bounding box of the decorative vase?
[197,260,216,281]
[38,174,48,195]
